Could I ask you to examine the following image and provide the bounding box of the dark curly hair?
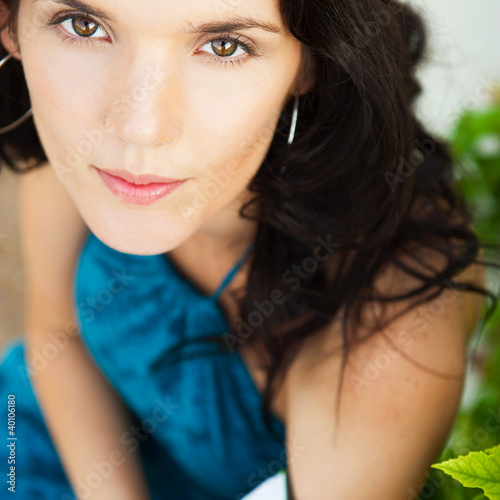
[1,0,499,445]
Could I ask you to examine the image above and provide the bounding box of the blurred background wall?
[1,0,499,352]
[0,166,23,352]
[410,0,500,136]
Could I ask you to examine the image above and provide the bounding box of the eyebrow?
[34,0,116,23]
[185,18,282,35]
[34,0,283,35]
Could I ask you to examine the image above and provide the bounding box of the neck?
[165,188,259,298]
[192,188,259,257]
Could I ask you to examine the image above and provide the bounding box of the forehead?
[31,0,286,35]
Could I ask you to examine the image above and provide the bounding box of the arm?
[19,164,152,500]
[281,254,487,499]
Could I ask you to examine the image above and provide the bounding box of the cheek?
[184,68,287,173]
[21,44,112,184]
[22,43,103,138]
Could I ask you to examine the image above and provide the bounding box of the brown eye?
[71,17,99,37]
[211,39,238,57]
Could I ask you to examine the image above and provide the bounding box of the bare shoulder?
[19,161,89,331]
[372,240,488,348]
[286,238,486,377]
[279,242,487,498]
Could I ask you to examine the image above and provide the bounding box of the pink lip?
[97,167,184,185]
[95,167,188,206]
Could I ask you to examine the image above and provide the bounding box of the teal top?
[74,231,287,499]
[0,230,287,500]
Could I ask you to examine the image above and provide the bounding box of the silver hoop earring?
[287,94,300,145]
[279,94,300,175]
[0,53,33,135]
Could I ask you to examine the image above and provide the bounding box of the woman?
[0,0,497,499]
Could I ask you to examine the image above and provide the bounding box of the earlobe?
[0,10,21,61]
[296,50,317,96]
[299,71,316,95]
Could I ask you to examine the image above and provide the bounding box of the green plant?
[419,91,500,500]
[432,445,500,499]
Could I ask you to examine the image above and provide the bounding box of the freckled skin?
[3,0,307,255]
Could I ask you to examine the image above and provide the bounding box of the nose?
[104,55,181,148]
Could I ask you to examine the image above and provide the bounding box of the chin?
[69,182,205,255]
[83,211,194,256]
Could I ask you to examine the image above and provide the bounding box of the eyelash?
[45,11,260,68]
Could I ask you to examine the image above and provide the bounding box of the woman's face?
[4,0,305,254]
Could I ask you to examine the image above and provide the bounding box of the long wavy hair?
[2,0,499,442]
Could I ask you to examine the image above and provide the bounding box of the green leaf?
[431,445,500,499]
